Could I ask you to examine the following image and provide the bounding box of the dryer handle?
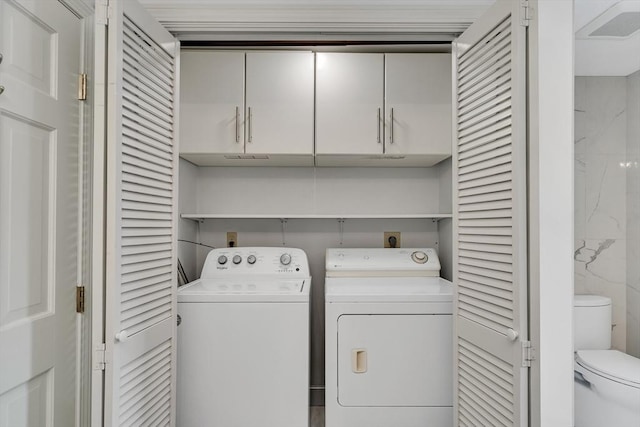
[574,371,592,389]
[352,349,367,373]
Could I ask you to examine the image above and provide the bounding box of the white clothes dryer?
[177,247,311,427]
[325,248,453,427]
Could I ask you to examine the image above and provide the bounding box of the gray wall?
[627,70,640,357]
[177,164,451,404]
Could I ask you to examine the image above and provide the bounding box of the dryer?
[177,247,310,427]
[325,248,453,427]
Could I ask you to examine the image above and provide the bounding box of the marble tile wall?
[626,70,640,358]
[575,77,628,350]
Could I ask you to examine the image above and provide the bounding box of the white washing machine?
[177,247,311,427]
[325,248,453,427]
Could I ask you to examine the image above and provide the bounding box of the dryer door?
[337,314,452,407]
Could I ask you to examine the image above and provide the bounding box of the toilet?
[574,295,640,427]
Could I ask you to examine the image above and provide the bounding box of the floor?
[310,406,325,427]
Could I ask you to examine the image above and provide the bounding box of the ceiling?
[139,0,640,76]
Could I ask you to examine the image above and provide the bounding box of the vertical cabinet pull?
[377,108,381,143]
[235,106,240,143]
[247,106,252,143]
[389,107,394,144]
[352,349,367,373]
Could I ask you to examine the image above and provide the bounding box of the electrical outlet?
[384,231,401,248]
[227,232,237,248]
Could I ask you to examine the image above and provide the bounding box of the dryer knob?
[247,255,257,264]
[411,251,428,264]
[233,255,242,264]
[218,255,228,265]
[280,253,292,265]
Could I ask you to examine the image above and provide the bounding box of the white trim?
[181,213,452,220]
[139,3,492,36]
[59,0,94,18]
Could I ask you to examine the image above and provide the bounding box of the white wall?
[178,158,199,282]
[528,0,575,425]
[574,77,628,350]
[627,70,640,358]
[178,164,451,404]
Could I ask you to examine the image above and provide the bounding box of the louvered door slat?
[453,2,528,425]
[104,1,178,425]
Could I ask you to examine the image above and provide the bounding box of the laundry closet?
[177,47,456,408]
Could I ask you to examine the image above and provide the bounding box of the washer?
[177,247,310,427]
[325,248,453,427]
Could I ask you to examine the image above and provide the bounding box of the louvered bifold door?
[452,1,528,426]
[103,0,180,425]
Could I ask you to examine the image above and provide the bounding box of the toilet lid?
[576,350,640,387]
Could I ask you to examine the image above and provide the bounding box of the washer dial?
[232,255,242,265]
[247,255,257,265]
[217,255,228,265]
[280,253,292,266]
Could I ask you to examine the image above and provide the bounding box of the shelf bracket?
[337,218,345,246]
[280,218,288,246]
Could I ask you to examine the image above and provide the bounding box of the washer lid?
[178,277,310,302]
[576,350,640,387]
[325,276,452,303]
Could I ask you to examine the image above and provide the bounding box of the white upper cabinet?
[179,51,314,166]
[180,51,245,157]
[245,51,315,156]
[316,53,385,156]
[385,53,452,160]
[316,52,452,167]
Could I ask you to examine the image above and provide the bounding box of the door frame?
[56,0,96,426]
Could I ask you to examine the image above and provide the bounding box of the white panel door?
[316,53,384,155]
[245,51,314,155]
[0,1,81,426]
[337,314,452,407]
[385,53,452,158]
[452,1,529,426]
[101,0,180,425]
[180,51,244,156]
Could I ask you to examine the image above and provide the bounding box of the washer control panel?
[201,247,310,278]
[325,248,441,277]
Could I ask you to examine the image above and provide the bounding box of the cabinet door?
[385,54,452,158]
[180,51,245,155]
[245,51,314,155]
[316,53,384,155]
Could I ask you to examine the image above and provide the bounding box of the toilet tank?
[574,295,612,350]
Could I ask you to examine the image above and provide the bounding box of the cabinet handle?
[248,106,252,143]
[235,106,240,143]
[377,108,381,143]
[390,107,394,144]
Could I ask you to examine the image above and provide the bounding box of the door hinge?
[521,0,532,27]
[76,285,85,313]
[77,74,87,101]
[95,343,106,371]
[96,0,111,26]
[522,340,535,367]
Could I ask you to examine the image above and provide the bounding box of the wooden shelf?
[181,213,452,222]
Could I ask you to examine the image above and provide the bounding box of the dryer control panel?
[201,247,310,278]
[325,248,441,277]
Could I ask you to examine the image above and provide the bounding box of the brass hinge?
[78,74,87,101]
[522,340,535,367]
[76,286,85,313]
[521,0,532,27]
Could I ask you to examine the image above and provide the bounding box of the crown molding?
[138,3,491,38]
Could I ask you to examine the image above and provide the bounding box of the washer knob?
[218,255,228,265]
[233,255,242,264]
[280,253,292,265]
[247,255,257,265]
[411,251,428,264]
